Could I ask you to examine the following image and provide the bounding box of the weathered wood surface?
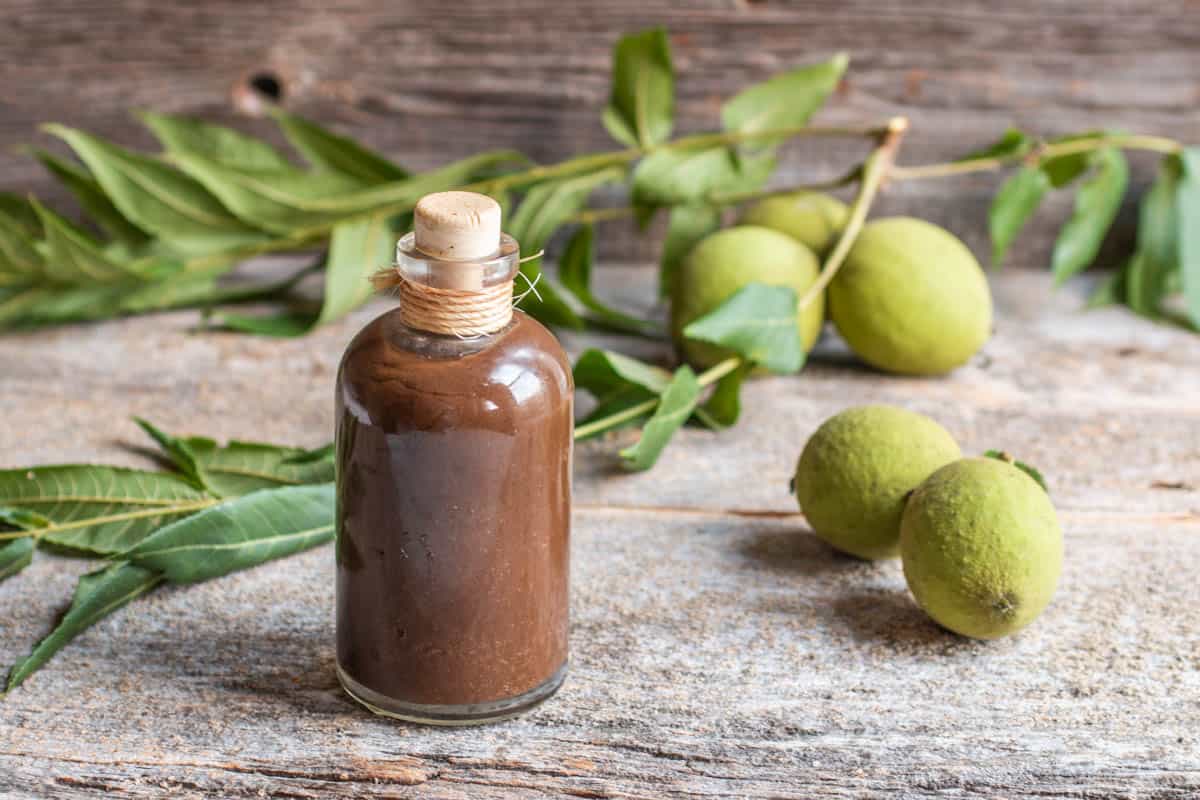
[1,266,1198,797]
[2,1,1199,266]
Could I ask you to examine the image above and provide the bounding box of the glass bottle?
[334,192,573,725]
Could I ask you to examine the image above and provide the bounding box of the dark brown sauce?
[335,308,572,708]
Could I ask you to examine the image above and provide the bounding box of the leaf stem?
[574,398,659,440]
[694,355,744,386]
[567,165,867,226]
[431,124,885,211]
[797,116,909,311]
[891,133,1183,182]
[573,356,742,440]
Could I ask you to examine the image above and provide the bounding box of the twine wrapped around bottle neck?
[385,270,515,337]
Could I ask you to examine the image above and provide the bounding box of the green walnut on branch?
[670,225,824,370]
[829,217,993,376]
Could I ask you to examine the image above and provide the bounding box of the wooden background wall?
[2,0,1198,267]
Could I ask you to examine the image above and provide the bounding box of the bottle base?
[336,662,567,726]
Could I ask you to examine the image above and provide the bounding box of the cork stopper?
[414,191,502,259]
[411,191,502,291]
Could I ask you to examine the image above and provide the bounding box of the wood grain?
[1,512,1197,798]
[1,1,1198,267]
[0,265,1197,797]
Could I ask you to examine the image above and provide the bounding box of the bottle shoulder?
[337,308,572,433]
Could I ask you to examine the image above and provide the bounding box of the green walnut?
[900,457,1063,640]
[793,405,961,560]
[671,225,824,370]
[829,217,992,376]
[741,192,848,254]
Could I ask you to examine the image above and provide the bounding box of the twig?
[797,116,909,311]
[891,132,1182,182]
[566,165,866,227]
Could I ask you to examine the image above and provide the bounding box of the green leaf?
[1176,148,1200,328]
[1,265,222,326]
[694,363,748,430]
[283,443,335,465]
[0,465,216,555]
[0,537,34,582]
[0,507,43,582]
[0,506,47,582]
[635,144,775,210]
[602,28,674,149]
[1123,253,1161,317]
[989,166,1049,266]
[507,168,623,330]
[1120,158,1179,319]
[573,348,672,398]
[140,111,294,171]
[32,151,149,247]
[659,203,722,299]
[0,193,39,235]
[216,310,319,338]
[0,207,44,280]
[984,450,1049,493]
[136,421,335,497]
[721,53,847,147]
[1137,156,1181,271]
[633,147,742,207]
[956,128,1031,162]
[6,561,163,692]
[1087,267,1127,309]
[8,285,127,325]
[273,111,408,183]
[1051,148,1128,285]
[573,349,669,438]
[1040,132,1103,189]
[0,288,50,323]
[0,507,51,530]
[682,283,805,374]
[29,197,144,284]
[721,150,778,196]
[132,418,208,490]
[125,483,334,583]
[558,225,654,333]
[116,265,227,315]
[45,125,268,253]
[619,366,700,471]
[170,153,368,234]
[317,214,394,325]
[175,150,525,234]
[508,169,624,257]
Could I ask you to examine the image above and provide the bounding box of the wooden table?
[1,265,1197,798]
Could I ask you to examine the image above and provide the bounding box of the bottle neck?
[391,231,520,338]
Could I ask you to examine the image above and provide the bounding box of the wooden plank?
[1,1,1197,265]
[1,511,1197,797]
[0,260,1196,795]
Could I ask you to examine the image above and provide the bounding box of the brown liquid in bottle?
[334,192,572,725]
